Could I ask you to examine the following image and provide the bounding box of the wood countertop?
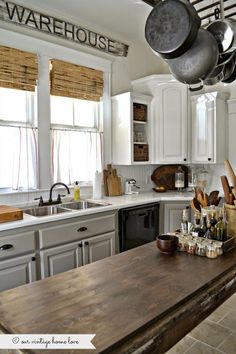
[0,243,236,354]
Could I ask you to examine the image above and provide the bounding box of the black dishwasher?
[119,203,159,252]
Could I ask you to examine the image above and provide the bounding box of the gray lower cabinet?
[0,230,37,292]
[0,253,36,292]
[159,201,191,234]
[40,231,115,278]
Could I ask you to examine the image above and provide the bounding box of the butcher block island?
[0,243,236,354]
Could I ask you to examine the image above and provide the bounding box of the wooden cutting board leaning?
[0,205,23,223]
[103,164,122,196]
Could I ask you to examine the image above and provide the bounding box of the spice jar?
[186,240,196,254]
[206,243,218,259]
[195,241,206,257]
[178,236,186,252]
[213,241,223,256]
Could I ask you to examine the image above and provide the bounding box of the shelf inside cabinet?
[133,120,147,125]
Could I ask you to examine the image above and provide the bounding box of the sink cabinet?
[39,211,117,278]
[40,232,115,277]
[0,211,117,290]
[0,230,37,292]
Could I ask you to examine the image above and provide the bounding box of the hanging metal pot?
[203,50,235,85]
[207,19,236,54]
[145,0,201,59]
[221,50,236,83]
[166,29,219,85]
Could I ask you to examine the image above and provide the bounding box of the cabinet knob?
[183,158,187,162]
[208,158,212,161]
[85,241,89,246]
[0,244,13,251]
[78,243,83,248]
[31,256,36,261]
[77,227,88,232]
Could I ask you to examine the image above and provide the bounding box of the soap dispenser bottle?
[73,181,80,201]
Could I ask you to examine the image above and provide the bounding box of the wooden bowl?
[156,235,179,254]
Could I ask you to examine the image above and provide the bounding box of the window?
[51,95,103,185]
[50,59,104,185]
[0,46,38,191]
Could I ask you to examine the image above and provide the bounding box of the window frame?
[0,28,111,191]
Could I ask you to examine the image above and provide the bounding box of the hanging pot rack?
[142,0,236,26]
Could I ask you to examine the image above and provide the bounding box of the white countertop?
[0,191,193,232]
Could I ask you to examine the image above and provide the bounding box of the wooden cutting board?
[0,205,23,223]
[104,165,122,196]
[151,165,188,190]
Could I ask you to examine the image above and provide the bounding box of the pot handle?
[188,83,204,92]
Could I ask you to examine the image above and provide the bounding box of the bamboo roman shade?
[50,59,104,101]
[0,46,38,91]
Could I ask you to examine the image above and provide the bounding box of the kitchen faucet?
[35,182,70,206]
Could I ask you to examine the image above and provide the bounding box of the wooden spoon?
[224,160,236,189]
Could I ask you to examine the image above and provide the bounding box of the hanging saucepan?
[203,50,235,86]
[221,50,236,83]
[207,19,236,54]
[203,63,225,86]
[145,0,201,59]
[166,29,219,88]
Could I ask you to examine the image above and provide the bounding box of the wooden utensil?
[221,175,232,204]
[208,190,219,205]
[190,198,201,213]
[224,160,236,189]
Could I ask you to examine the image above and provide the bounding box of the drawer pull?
[77,227,87,232]
[0,244,13,251]
[85,241,89,246]
[78,243,83,248]
[31,256,36,261]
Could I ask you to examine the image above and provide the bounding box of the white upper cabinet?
[132,75,188,164]
[112,92,152,165]
[191,92,228,164]
[154,83,188,164]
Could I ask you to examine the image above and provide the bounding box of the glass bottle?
[192,212,202,237]
[200,215,207,237]
[215,210,227,241]
[181,207,189,235]
[175,166,185,192]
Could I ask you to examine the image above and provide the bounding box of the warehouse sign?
[0,0,129,56]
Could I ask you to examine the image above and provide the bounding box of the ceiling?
[10,0,236,51]
[16,0,153,45]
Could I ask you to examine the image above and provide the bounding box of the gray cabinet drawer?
[39,213,116,249]
[0,231,36,259]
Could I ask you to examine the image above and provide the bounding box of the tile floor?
[166,292,236,354]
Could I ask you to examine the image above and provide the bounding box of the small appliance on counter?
[124,178,140,195]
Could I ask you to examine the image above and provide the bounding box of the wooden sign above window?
[0,0,129,57]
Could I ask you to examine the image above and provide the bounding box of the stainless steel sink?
[61,201,106,210]
[23,205,70,217]
[22,200,110,217]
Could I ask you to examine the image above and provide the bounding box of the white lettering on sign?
[0,0,129,56]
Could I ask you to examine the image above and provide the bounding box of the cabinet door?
[83,232,115,265]
[0,253,36,292]
[160,202,191,234]
[40,241,83,278]
[191,92,227,164]
[156,83,188,164]
[191,94,214,163]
